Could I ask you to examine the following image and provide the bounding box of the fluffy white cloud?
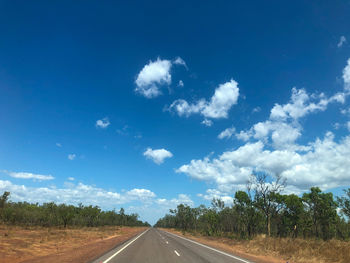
[179,60,350,195]
[235,130,251,141]
[56,143,62,147]
[135,58,172,98]
[178,132,350,193]
[178,80,184,87]
[270,88,330,121]
[126,188,156,200]
[338,36,347,48]
[347,121,350,132]
[68,154,76,160]
[156,194,193,207]
[218,127,235,139]
[232,86,348,149]
[343,58,350,90]
[68,177,75,181]
[96,117,110,129]
[169,79,239,119]
[201,119,213,127]
[197,189,233,205]
[3,171,54,181]
[143,148,173,164]
[0,180,157,208]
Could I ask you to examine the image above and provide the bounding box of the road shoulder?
[159,228,284,263]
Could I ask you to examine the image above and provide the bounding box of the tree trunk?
[267,215,271,237]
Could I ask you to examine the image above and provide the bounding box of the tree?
[280,194,303,237]
[57,204,75,228]
[0,191,10,221]
[249,173,286,236]
[337,188,350,218]
[303,187,338,240]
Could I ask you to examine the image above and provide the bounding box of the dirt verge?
[0,225,146,263]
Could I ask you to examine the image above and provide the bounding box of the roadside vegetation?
[155,173,350,262]
[0,191,150,227]
[0,192,149,262]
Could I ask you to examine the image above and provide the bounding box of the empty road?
[92,228,252,263]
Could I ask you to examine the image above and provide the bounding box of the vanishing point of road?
[92,228,252,263]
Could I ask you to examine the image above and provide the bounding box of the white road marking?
[162,230,251,263]
[174,250,180,256]
[166,241,169,244]
[102,228,149,263]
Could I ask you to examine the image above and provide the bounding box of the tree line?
[0,192,150,227]
[155,174,350,241]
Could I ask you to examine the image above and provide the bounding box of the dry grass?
[247,235,350,263]
[162,229,350,263]
[0,224,146,263]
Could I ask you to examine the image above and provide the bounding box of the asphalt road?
[92,228,253,263]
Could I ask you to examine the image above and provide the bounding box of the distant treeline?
[0,192,150,227]
[155,174,350,241]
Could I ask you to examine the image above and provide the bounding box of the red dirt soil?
[0,225,146,263]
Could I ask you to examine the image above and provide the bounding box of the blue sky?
[1,1,350,224]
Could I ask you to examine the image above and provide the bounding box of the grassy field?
[0,224,146,263]
[161,228,350,263]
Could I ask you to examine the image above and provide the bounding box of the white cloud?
[135,58,172,98]
[343,58,350,90]
[341,107,350,116]
[235,130,252,141]
[177,132,350,193]
[178,61,350,195]
[201,119,213,127]
[233,87,348,149]
[68,177,75,181]
[96,117,110,129]
[3,171,54,181]
[169,79,239,119]
[270,88,329,121]
[156,194,193,207]
[347,121,350,132]
[198,189,233,205]
[68,154,76,160]
[218,127,235,139]
[126,188,156,200]
[202,80,240,118]
[173,57,188,69]
[0,180,156,207]
[178,80,184,87]
[143,148,173,164]
[56,143,62,147]
[337,36,347,48]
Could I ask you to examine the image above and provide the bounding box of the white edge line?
[162,230,252,263]
[174,250,180,256]
[103,228,150,263]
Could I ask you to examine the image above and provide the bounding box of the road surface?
[92,228,252,263]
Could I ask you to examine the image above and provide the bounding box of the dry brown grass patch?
[0,224,145,263]
[161,228,350,263]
